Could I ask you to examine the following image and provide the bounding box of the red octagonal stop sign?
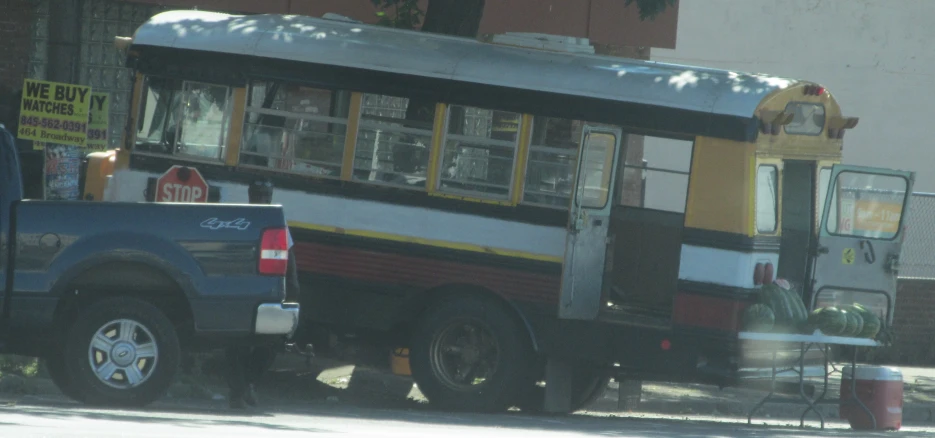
[156,165,208,203]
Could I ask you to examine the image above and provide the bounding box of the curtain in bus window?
[354,93,433,188]
[756,165,779,233]
[440,105,520,199]
[522,117,580,208]
[241,81,349,177]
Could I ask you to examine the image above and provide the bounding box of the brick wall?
[0,0,35,89]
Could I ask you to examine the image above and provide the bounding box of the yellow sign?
[18,79,92,148]
[853,200,902,235]
[86,92,110,151]
[842,247,855,265]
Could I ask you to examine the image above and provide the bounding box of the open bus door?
[558,125,622,320]
[811,164,915,326]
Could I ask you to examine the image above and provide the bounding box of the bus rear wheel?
[515,369,611,414]
[410,295,532,412]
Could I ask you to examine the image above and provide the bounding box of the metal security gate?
[899,193,935,280]
[79,0,166,149]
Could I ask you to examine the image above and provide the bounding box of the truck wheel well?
[396,284,540,352]
[52,262,194,345]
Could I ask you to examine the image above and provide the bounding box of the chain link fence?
[899,192,935,279]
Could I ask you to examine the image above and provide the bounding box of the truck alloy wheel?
[62,297,180,407]
[87,318,159,389]
[410,296,533,412]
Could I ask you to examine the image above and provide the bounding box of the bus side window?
[240,81,351,178]
[522,117,581,209]
[354,93,435,188]
[438,105,521,200]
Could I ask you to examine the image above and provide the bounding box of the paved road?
[3,396,935,438]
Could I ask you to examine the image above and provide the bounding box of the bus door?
[811,164,915,326]
[558,125,622,320]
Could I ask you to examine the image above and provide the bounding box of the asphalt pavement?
[3,395,935,438]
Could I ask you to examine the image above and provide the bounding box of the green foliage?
[0,355,38,377]
[370,0,425,29]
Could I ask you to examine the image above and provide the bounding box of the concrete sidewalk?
[587,366,935,423]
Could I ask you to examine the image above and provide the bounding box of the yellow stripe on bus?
[287,221,564,263]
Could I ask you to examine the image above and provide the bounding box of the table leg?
[748,350,777,425]
[848,347,877,430]
[798,342,825,429]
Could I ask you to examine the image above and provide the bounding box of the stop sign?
[156,165,209,203]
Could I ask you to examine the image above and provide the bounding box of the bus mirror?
[114,36,133,52]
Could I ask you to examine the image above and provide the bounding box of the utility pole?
[47,0,82,84]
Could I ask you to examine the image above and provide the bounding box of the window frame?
[434,104,522,202]
[132,75,233,164]
[352,92,439,191]
[237,81,352,179]
[782,101,826,137]
[520,116,583,210]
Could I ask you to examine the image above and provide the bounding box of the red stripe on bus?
[293,242,561,305]
[672,293,749,332]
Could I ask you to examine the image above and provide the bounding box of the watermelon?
[742,303,775,332]
[775,281,809,332]
[850,304,882,339]
[759,284,795,332]
[812,307,848,336]
[840,309,864,337]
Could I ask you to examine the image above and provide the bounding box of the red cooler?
[840,365,903,431]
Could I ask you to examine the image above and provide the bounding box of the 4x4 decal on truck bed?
[200,218,251,231]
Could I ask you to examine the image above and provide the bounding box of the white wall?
[652,0,935,192]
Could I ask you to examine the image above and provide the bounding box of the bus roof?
[130,10,800,132]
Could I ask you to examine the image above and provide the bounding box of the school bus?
[88,10,914,413]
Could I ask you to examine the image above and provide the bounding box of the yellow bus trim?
[511,114,533,204]
[426,103,447,193]
[341,92,364,181]
[288,221,563,263]
[427,191,513,206]
[224,87,247,167]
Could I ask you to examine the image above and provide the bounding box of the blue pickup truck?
[0,127,299,407]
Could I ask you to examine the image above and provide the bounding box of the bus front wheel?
[409,295,533,412]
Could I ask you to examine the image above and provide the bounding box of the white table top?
[738,330,881,347]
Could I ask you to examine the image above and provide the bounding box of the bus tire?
[410,295,533,412]
[515,369,611,414]
[62,297,181,407]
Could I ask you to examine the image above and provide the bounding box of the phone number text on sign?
[19,116,88,134]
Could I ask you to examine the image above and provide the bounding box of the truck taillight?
[259,228,289,276]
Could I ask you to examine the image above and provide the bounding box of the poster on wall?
[42,143,82,201]
[86,92,110,152]
[17,79,92,148]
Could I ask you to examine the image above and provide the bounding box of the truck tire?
[409,295,533,412]
[62,297,181,407]
[45,349,86,403]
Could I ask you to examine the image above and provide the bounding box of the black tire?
[45,348,86,403]
[410,295,533,412]
[62,297,181,407]
[515,369,611,414]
